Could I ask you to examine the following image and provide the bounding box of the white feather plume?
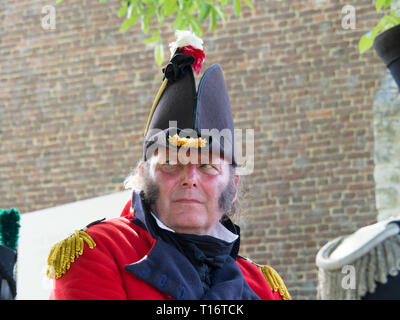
[169,30,204,57]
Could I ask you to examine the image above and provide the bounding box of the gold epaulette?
[46,218,105,279]
[259,265,292,300]
[238,255,292,300]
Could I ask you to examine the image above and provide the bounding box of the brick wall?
[1,0,386,299]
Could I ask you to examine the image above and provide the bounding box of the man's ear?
[232,175,240,203]
[138,161,145,176]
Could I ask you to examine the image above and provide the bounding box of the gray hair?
[123,159,147,193]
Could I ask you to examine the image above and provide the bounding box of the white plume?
[169,30,204,57]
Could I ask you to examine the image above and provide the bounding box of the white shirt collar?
[150,211,238,243]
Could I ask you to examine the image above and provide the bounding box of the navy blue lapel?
[125,240,204,300]
[204,256,260,300]
[130,191,149,232]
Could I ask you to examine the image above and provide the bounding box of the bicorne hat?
[143,30,236,166]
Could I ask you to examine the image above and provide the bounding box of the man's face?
[144,148,238,235]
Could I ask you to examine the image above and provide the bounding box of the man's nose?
[180,164,198,188]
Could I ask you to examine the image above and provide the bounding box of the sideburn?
[218,175,237,216]
[141,169,160,209]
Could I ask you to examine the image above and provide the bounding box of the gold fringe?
[46,230,96,279]
[259,265,292,300]
[168,134,207,148]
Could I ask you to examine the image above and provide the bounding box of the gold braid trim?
[46,230,96,279]
[168,134,207,148]
[144,78,168,137]
[259,265,292,300]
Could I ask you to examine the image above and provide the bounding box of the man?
[47,31,291,300]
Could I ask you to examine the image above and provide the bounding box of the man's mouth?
[173,198,203,204]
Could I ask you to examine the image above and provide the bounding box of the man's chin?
[169,214,209,234]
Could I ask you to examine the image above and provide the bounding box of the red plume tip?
[181,45,206,76]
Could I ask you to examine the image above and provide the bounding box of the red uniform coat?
[50,197,286,300]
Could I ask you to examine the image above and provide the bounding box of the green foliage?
[0,208,21,251]
[56,0,255,66]
[359,0,400,54]
[116,0,255,65]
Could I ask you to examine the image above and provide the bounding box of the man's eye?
[199,164,220,174]
[159,162,180,173]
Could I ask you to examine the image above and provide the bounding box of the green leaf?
[119,13,138,32]
[120,19,133,32]
[186,0,196,15]
[359,31,374,54]
[118,3,128,18]
[243,0,253,9]
[155,41,164,66]
[143,34,160,44]
[389,11,400,24]
[173,11,187,29]
[210,8,218,31]
[384,0,393,9]
[376,0,386,12]
[164,0,178,16]
[213,5,226,21]
[173,14,182,29]
[188,15,203,36]
[216,0,229,5]
[199,3,211,19]
[156,7,165,25]
[141,15,151,33]
[234,0,241,16]
[376,14,392,33]
[56,0,63,3]
[145,3,157,15]
[177,0,184,9]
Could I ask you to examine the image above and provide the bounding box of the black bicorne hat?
[374,24,400,89]
[143,31,236,166]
